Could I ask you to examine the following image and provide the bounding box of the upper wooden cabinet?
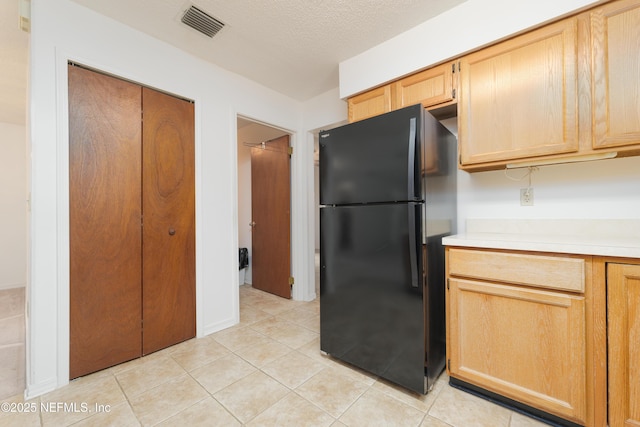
[458,18,580,168]
[347,62,457,123]
[393,62,457,111]
[347,85,393,123]
[590,0,640,150]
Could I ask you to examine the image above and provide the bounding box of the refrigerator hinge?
[288,276,295,286]
[288,146,293,156]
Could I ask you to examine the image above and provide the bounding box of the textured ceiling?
[0,0,467,125]
[69,0,466,101]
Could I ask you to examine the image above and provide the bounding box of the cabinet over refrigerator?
[319,104,457,394]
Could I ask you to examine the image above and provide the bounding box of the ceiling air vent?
[181,5,225,38]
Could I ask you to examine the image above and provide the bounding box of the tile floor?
[1,284,549,427]
[0,287,26,399]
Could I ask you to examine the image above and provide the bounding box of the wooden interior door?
[69,65,143,379]
[250,135,291,298]
[141,87,196,354]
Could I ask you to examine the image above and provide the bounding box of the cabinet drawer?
[448,248,585,292]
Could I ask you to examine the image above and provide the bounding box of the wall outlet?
[520,188,534,206]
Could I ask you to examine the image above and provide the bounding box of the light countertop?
[443,219,640,259]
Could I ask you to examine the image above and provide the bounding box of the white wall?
[339,0,640,231]
[457,156,640,229]
[236,121,289,285]
[0,122,27,290]
[28,0,310,398]
[339,0,603,98]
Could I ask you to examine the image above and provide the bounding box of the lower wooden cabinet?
[447,278,587,423]
[445,248,605,426]
[607,262,640,427]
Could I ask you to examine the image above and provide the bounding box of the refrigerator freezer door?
[319,104,423,205]
[320,202,426,394]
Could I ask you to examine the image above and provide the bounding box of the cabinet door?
[347,85,392,122]
[447,278,586,424]
[393,62,456,110]
[591,0,640,150]
[608,263,640,427]
[458,18,579,167]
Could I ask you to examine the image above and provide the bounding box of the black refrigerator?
[319,104,457,394]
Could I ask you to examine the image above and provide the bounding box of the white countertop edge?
[442,233,640,259]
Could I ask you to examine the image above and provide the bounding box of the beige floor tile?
[428,385,511,427]
[252,317,319,349]
[261,350,326,389]
[169,337,230,371]
[211,325,266,352]
[297,314,320,333]
[72,401,139,427]
[269,322,319,349]
[247,392,335,427]
[0,409,41,427]
[339,388,426,427]
[276,306,319,325]
[297,337,335,367]
[190,353,256,394]
[234,335,292,368]
[129,374,208,426]
[420,415,453,427]
[325,360,378,386]
[0,343,25,399]
[296,368,369,418]
[249,316,291,336]
[214,370,289,423]
[0,315,25,346]
[239,305,273,326]
[260,298,303,316]
[115,356,186,399]
[509,411,551,427]
[371,376,442,413]
[40,374,127,426]
[0,288,25,318]
[156,397,241,426]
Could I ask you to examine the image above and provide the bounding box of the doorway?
[236,117,291,296]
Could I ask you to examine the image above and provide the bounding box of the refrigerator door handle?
[407,117,416,199]
[408,204,419,289]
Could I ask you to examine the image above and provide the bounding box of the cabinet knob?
[168,228,176,236]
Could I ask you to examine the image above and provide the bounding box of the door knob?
[249,221,256,227]
[168,228,176,236]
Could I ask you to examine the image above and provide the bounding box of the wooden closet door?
[69,65,142,379]
[141,87,196,355]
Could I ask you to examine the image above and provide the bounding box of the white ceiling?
[0,0,467,125]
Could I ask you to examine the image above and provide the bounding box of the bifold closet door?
[69,65,196,378]
[141,87,195,355]
[69,65,143,379]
